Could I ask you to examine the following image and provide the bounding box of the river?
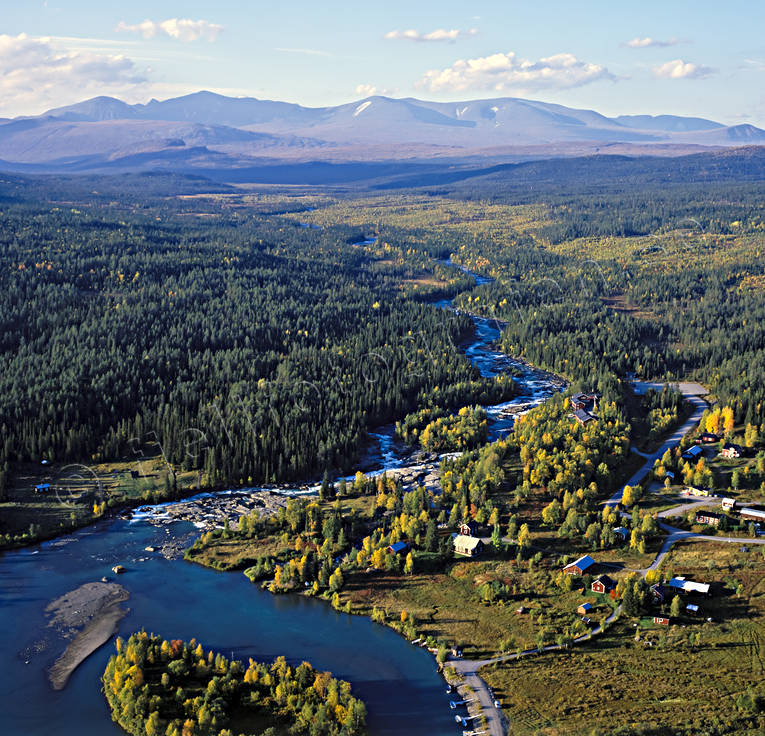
[0,257,564,736]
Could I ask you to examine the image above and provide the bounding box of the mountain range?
[1,91,764,174]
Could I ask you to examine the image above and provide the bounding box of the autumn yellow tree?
[404,551,414,575]
[721,406,735,435]
[705,408,721,435]
[621,484,639,507]
[517,523,531,550]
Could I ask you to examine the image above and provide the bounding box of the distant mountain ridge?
[1,91,764,172]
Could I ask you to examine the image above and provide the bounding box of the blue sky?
[2,0,765,124]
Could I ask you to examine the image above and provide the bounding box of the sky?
[2,1,765,125]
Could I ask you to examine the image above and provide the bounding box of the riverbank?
[46,582,130,690]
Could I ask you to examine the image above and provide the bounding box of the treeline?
[102,631,366,736]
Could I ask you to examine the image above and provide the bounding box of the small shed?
[577,602,594,616]
[386,541,409,556]
[459,520,479,537]
[721,497,736,511]
[612,526,629,541]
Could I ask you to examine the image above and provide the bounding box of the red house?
[591,574,615,594]
[653,616,671,626]
[570,392,599,411]
[459,520,479,537]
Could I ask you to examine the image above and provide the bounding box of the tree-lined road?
[605,389,708,507]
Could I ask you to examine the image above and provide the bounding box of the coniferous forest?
[0,176,493,494]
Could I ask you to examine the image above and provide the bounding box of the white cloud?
[740,59,765,71]
[116,18,223,42]
[624,37,680,49]
[355,83,398,97]
[417,51,614,93]
[276,47,333,57]
[0,33,147,116]
[385,28,478,43]
[653,59,715,79]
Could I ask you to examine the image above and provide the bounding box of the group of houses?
[389,518,488,560]
[562,554,715,627]
[561,555,620,591]
[692,431,744,459]
[563,560,616,623]
[649,575,712,625]
[693,497,765,529]
[683,441,743,463]
[569,392,600,426]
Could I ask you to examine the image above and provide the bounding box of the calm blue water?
[0,518,459,735]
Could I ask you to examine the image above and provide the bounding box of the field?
[340,555,618,659]
[482,542,765,736]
